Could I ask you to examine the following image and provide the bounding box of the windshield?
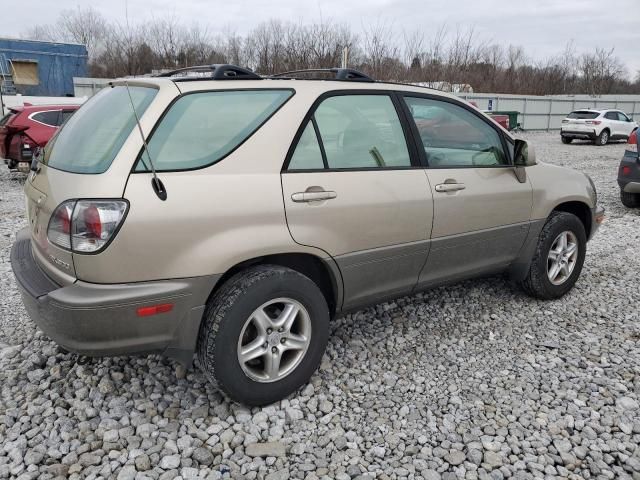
[567,111,599,120]
[44,85,157,174]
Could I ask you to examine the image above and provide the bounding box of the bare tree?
[56,6,108,59]
[19,11,637,94]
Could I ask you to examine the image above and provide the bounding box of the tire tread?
[520,211,586,300]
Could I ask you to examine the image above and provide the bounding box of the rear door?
[28,110,60,146]
[603,111,620,136]
[401,94,532,288]
[281,92,433,309]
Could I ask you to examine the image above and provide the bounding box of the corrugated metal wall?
[457,92,640,131]
[70,76,640,132]
[0,38,88,97]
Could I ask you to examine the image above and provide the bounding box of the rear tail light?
[562,119,569,124]
[586,120,601,125]
[48,200,128,253]
[622,166,632,176]
[48,201,74,249]
[628,130,638,153]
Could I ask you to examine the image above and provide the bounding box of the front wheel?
[621,190,640,208]
[561,136,573,144]
[519,212,587,300]
[197,265,329,406]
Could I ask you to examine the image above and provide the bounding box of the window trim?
[28,109,61,127]
[283,89,421,173]
[399,92,514,169]
[133,88,296,174]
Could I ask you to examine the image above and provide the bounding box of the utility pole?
[341,46,349,69]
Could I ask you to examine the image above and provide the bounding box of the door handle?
[291,190,337,203]
[435,183,466,193]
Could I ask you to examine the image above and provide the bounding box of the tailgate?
[24,171,77,285]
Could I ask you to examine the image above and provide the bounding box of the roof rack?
[157,64,262,81]
[271,68,374,83]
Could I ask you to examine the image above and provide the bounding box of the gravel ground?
[1,133,639,480]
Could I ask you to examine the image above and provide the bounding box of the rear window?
[567,111,599,119]
[135,89,293,172]
[44,86,157,174]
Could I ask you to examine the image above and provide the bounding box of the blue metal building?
[0,38,88,97]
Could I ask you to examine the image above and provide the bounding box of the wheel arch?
[509,200,592,282]
[206,252,342,318]
[552,200,592,238]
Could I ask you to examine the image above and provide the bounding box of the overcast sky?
[2,0,639,78]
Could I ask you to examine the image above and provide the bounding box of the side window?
[136,89,293,172]
[288,121,325,170]
[604,112,617,120]
[313,95,411,169]
[617,112,630,122]
[32,110,60,127]
[404,96,508,167]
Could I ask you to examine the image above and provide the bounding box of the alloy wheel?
[547,230,579,285]
[237,298,312,383]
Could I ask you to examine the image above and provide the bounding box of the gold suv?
[11,65,604,405]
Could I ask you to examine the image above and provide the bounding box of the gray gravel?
[1,133,640,480]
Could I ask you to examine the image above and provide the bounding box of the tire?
[519,211,587,300]
[197,265,330,406]
[621,190,640,208]
[595,129,609,146]
[561,136,573,144]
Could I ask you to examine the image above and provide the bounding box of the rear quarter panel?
[74,84,332,283]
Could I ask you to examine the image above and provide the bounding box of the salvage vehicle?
[11,65,604,405]
[618,129,640,208]
[560,109,637,146]
[1,104,80,171]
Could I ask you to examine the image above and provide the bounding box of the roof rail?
[271,68,374,83]
[157,64,262,81]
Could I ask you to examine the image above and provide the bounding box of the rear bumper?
[561,129,597,140]
[11,227,219,365]
[618,151,640,192]
[620,181,640,193]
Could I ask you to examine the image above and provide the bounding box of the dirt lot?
[1,133,639,480]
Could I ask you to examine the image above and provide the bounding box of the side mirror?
[513,139,537,167]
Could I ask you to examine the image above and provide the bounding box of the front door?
[401,95,533,288]
[616,112,636,139]
[281,92,433,309]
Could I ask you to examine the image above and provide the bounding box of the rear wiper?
[124,81,167,201]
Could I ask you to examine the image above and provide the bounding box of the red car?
[1,104,80,171]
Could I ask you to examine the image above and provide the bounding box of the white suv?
[561,109,637,146]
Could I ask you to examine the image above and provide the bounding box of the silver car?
[11,65,604,405]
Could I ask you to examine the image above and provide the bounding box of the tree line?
[25,7,639,95]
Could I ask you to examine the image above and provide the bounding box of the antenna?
[124,81,167,201]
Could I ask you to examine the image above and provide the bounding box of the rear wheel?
[595,129,609,146]
[520,212,586,300]
[197,265,329,406]
[561,136,573,144]
[621,190,640,208]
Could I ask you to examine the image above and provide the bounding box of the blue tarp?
[0,38,88,97]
